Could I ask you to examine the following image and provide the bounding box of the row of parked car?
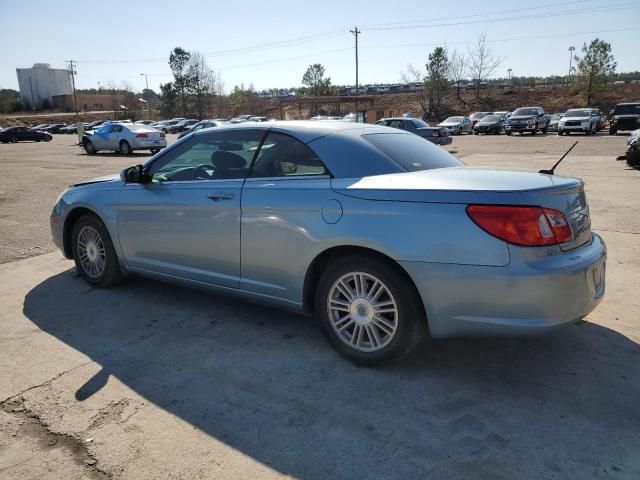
[435,102,640,136]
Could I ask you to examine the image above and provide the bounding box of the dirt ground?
[0,131,639,479]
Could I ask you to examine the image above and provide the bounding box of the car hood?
[477,120,499,125]
[332,167,581,203]
[509,115,536,121]
[438,121,460,127]
[561,116,590,122]
[71,174,121,188]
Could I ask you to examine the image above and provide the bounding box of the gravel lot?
[0,131,639,479]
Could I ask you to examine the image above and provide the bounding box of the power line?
[367,27,640,49]
[365,2,637,31]
[360,0,592,28]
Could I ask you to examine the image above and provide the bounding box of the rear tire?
[120,140,132,156]
[71,215,123,288]
[315,255,427,366]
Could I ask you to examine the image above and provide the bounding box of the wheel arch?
[62,206,107,259]
[302,245,424,316]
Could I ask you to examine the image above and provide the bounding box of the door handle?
[207,192,235,201]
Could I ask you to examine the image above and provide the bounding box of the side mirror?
[121,164,144,183]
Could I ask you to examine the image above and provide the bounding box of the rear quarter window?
[362,133,463,171]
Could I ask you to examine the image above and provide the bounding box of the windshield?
[565,109,591,117]
[362,133,463,172]
[481,115,500,122]
[470,112,489,120]
[614,104,640,115]
[412,118,429,128]
[512,108,539,116]
[443,117,462,123]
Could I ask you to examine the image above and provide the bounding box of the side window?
[112,125,123,133]
[250,132,328,178]
[147,129,264,182]
[388,120,404,129]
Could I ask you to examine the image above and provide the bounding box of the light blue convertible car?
[51,121,606,365]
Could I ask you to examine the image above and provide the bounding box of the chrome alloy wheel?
[327,272,399,352]
[77,225,106,278]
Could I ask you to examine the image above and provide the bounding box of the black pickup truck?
[609,103,640,135]
[505,106,550,135]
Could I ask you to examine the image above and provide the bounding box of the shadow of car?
[21,269,640,479]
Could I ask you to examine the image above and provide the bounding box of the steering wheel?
[192,164,213,180]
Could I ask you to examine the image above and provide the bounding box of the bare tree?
[400,64,423,84]
[467,34,503,103]
[447,49,468,105]
[187,51,214,119]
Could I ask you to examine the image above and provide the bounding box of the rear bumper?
[130,139,167,150]
[400,233,606,338]
[429,136,452,145]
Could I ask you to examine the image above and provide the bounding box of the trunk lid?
[332,167,591,251]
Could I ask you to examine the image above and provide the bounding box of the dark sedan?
[168,119,199,134]
[0,127,52,143]
[473,114,505,135]
[375,117,452,145]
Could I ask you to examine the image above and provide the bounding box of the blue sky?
[0,0,638,93]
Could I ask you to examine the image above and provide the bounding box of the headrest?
[211,151,245,169]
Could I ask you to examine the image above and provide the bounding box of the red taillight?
[466,205,572,246]
[136,133,149,138]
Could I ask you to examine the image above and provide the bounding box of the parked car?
[609,103,640,135]
[32,123,50,131]
[469,112,492,129]
[505,107,549,135]
[492,111,511,118]
[177,120,226,139]
[375,117,452,145]
[151,120,182,133]
[82,122,167,155]
[437,116,472,135]
[590,108,606,130]
[558,108,599,135]
[43,123,68,134]
[547,114,563,132]
[473,114,506,135]
[135,120,155,125]
[0,126,52,143]
[85,120,106,131]
[50,121,606,365]
[248,116,268,122]
[168,119,199,134]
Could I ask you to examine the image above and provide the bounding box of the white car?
[558,108,599,135]
[81,123,167,155]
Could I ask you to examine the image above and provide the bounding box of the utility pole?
[350,26,361,121]
[140,73,150,119]
[66,60,79,117]
[568,46,575,84]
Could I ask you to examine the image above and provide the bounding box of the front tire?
[315,255,427,366]
[71,215,123,287]
[83,140,97,155]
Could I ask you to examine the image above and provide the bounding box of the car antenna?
[539,140,579,175]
